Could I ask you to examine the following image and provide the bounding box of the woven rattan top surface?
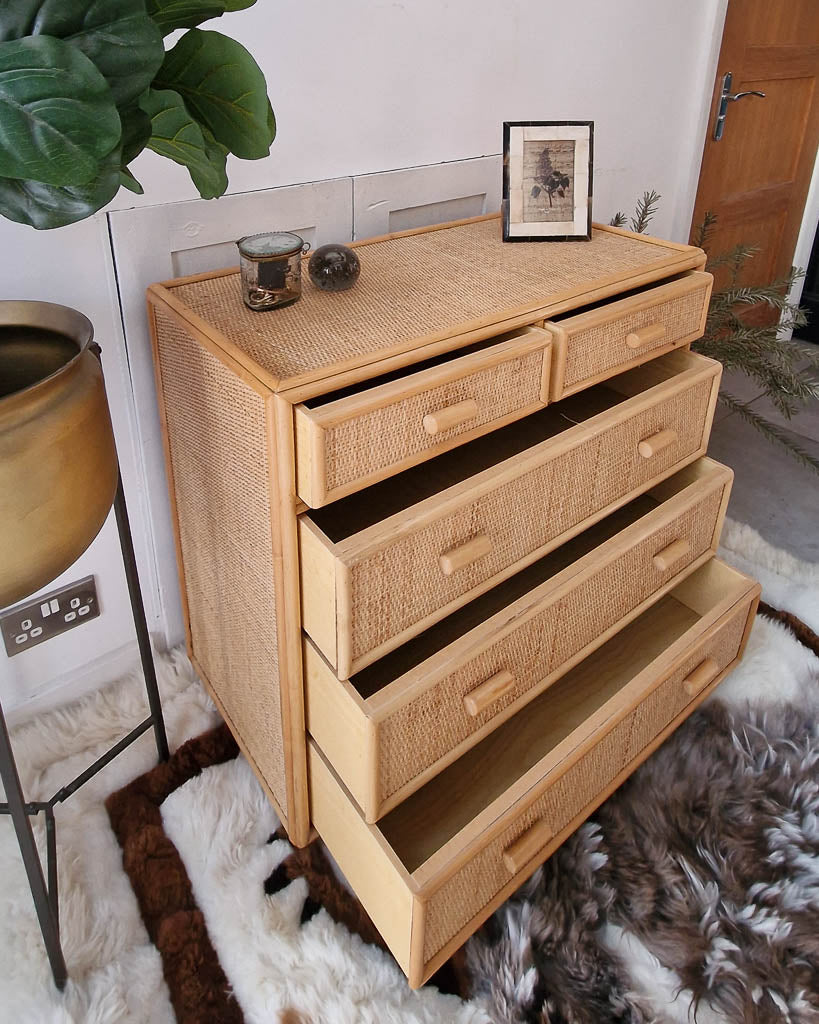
[159,217,700,393]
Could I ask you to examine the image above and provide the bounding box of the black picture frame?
[502,121,594,242]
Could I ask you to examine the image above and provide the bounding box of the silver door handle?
[727,90,766,102]
[713,71,766,141]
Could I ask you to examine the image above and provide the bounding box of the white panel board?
[108,179,353,645]
[353,157,502,240]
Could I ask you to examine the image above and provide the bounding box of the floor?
[708,346,819,563]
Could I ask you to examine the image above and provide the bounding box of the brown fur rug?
[106,723,243,1024]
[106,606,819,1024]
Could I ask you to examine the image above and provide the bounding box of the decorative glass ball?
[308,243,361,292]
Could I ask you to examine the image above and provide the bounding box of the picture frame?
[502,121,593,242]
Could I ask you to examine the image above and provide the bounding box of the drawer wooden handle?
[682,657,720,697]
[439,533,492,575]
[653,537,691,572]
[637,428,678,459]
[626,323,667,349]
[423,399,479,436]
[463,669,516,717]
[502,819,554,874]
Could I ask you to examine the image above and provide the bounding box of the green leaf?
[140,87,227,199]
[0,35,121,186]
[119,167,143,193]
[0,143,122,228]
[145,0,238,34]
[266,98,276,142]
[0,0,165,107]
[155,29,273,159]
[119,104,152,164]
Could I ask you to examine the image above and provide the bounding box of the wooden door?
[690,0,819,285]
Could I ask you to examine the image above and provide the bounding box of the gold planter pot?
[0,301,118,609]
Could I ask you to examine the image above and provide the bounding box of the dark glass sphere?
[308,243,361,292]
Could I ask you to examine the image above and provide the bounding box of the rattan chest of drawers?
[148,214,759,988]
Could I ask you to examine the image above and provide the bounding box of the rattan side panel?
[348,379,713,665]
[171,220,678,385]
[376,485,724,804]
[323,348,546,493]
[421,603,750,964]
[562,282,710,391]
[153,311,287,817]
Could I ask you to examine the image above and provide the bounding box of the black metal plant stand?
[0,400,169,991]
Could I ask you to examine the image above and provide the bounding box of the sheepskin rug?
[0,519,816,1023]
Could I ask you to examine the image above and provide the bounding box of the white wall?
[116,0,725,237]
[1,1,726,718]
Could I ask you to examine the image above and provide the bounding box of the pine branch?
[704,244,760,271]
[792,342,819,368]
[630,190,661,234]
[718,392,819,473]
[717,278,804,312]
[609,212,628,228]
[691,211,717,249]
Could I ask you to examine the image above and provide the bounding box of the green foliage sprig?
[609,189,662,235]
[611,195,819,473]
[0,0,275,229]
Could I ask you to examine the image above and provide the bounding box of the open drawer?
[308,558,760,988]
[546,270,713,401]
[304,457,733,821]
[299,348,722,678]
[294,325,551,507]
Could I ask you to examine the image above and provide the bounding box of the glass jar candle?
[236,231,310,311]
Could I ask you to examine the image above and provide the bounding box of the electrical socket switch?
[1,576,99,657]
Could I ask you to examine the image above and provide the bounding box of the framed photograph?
[502,121,593,242]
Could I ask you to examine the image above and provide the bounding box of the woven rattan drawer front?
[304,458,733,822]
[294,326,551,507]
[299,350,721,678]
[419,585,756,971]
[546,271,713,400]
[307,560,760,989]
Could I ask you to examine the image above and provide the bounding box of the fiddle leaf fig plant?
[0,0,275,228]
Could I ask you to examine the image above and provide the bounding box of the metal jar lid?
[237,231,306,259]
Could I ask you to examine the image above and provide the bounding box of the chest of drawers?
[148,214,759,988]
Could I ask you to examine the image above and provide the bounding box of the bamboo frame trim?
[269,395,311,845]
